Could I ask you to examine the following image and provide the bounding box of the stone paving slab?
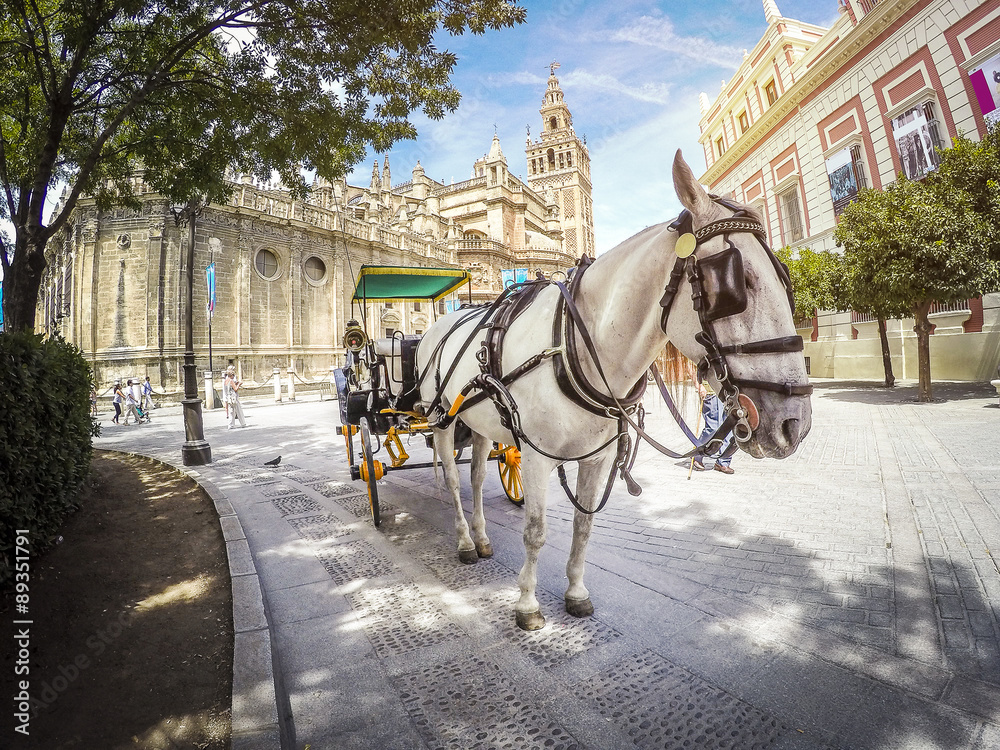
[94,381,1000,749]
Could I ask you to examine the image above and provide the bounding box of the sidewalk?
[95,380,1000,750]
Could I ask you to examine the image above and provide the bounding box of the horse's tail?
[417,399,441,484]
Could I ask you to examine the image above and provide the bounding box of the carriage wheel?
[359,418,383,526]
[496,444,524,507]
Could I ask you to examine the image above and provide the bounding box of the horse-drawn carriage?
[335,152,813,631]
[335,265,523,527]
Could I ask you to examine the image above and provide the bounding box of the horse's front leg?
[470,431,493,559]
[433,426,478,564]
[565,447,617,618]
[515,452,557,631]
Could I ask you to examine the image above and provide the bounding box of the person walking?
[111,381,125,424]
[222,366,246,429]
[692,381,736,475]
[141,375,155,411]
[90,387,98,417]
[123,379,143,425]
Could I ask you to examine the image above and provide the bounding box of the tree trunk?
[877,317,895,387]
[913,300,933,402]
[3,233,48,332]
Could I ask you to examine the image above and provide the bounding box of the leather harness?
[417,195,813,512]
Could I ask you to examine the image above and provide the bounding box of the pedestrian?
[123,379,143,425]
[222,365,246,429]
[692,381,736,475]
[111,381,125,424]
[141,375,155,411]
[90,387,98,417]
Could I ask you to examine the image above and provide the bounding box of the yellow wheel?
[359,418,383,526]
[496,444,523,507]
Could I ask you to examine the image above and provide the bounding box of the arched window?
[549,116,558,130]
[547,148,555,168]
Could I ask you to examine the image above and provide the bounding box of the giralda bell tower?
[525,62,595,258]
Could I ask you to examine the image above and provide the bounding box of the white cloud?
[609,14,745,70]
[561,69,672,105]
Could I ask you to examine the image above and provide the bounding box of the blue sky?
[352,0,841,253]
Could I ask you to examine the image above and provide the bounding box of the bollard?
[273,368,282,402]
[287,366,296,401]
[204,371,215,410]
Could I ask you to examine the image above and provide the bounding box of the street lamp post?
[173,197,212,466]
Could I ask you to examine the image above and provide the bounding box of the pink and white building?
[697,0,1000,381]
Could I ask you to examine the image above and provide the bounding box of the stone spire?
[382,156,391,191]
[369,160,381,193]
[487,133,505,162]
[763,0,781,24]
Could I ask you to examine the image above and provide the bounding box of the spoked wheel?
[358,417,384,526]
[496,444,523,507]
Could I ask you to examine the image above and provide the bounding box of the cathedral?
[40,68,593,392]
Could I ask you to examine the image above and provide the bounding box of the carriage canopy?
[351,265,471,303]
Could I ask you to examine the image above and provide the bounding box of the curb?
[101,450,284,750]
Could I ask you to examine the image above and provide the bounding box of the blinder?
[698,240,748,322]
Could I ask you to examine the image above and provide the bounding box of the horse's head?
[664,151,812,459]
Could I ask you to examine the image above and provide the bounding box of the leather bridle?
[659,195,813,442]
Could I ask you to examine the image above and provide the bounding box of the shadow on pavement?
[811,379,996,406]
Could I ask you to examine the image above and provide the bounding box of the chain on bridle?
[659,195,813,442]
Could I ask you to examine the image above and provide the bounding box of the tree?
[932,120,1000,261]
[0,0,525,331]
[834,178,993,401]
[774,245,842,325]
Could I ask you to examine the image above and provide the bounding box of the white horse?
[416,151,812,630]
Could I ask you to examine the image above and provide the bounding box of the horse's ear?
[672,150,713,217]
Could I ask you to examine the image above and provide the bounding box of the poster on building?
[970,51,1000,126]
[890,105,939,180]
[501,268,529,288]
[825,147,858,215]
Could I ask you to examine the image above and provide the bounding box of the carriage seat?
[374,336,421,399]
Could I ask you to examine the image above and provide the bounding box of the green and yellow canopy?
[351,265,471,303]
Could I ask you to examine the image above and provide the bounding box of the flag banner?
[970,51,1000,126]
[206,262,216,314]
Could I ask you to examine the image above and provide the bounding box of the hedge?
[0,332,100,586]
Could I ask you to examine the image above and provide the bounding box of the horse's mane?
[658,341,694,384]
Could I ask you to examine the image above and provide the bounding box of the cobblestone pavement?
[96,380,1000,749]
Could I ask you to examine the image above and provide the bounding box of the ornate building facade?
[696,0,1000,382]
[40,71,590,392]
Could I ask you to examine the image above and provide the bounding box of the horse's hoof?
[565,597,594,618]
[458,548,479,565]
[515,610,546,631]
[476,542,494,559]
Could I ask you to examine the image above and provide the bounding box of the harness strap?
[717,335,804,355]
[730,378,814,396]
[553,262,647,418]
[554,280,740,461]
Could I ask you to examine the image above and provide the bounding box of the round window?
[255,249,279,279]
[304,256,326,282]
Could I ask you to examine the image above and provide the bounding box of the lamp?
[171,196,212,465]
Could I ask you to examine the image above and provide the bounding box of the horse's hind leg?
[470,431,493,558]
[515,452,556,631]
[565,448,617,618]
[434,426,478,564]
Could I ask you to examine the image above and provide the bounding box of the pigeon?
[263,455,281,467]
